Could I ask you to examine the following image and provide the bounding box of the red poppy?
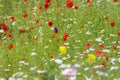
[20,30,27,33]
[99,44,104,49]
[88,2,92,7]
[30,26,34,30]
[66,0,74,8]
[50,55,54,59]
[8,43,14,50]
[45,0,51,3]
[110,21,116,27]
[106,56,109,61]
[44,3,49,9]
[58,3,60,8]
[101,61,107,67]
[51,35,55,38]
[48,21,53,26]
[38,6,42,10]
[36,19,39,24]
[87,0,91,3]
[95,50,105,57]
[86,42,91,48]
[23,13,28,18]
[114,0,118,3]
[86,0,92,7]
[74,6,79,10]
[63,33,69,42]
[0,22,8,31]
[8,33,13,38]
[113,45,117,50]
[118,32,120,36]
[24,0,27,2]
[10,16,15,21]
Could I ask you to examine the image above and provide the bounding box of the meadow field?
[0,0,120,80]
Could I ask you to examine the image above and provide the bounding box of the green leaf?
[49,75,55,80]
[0,4,3,7]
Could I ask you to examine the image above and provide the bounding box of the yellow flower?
[59,46,67,54]
[87,54,96,63]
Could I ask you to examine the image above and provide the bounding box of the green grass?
[0,0,120,80]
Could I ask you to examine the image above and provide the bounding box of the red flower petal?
[48,21,53,26]
[101,61,107,67]
[114,0,118,3]
[113,45,117,50]
[74,6,79,10]
[24,0,28,2]
[50,55,54,59]
[8,33,13,38]
[87,0,91,3]
[10,16,15,21]
[0,22,9,31]
[45,0,51,3]
[106,56,109,61]
[95,50,105,57]
[36,19,39,24]
[38,6,42,10]
[8,43,14,50]
[63,33,69,42]
[44,3,49,9]
[23,13,28,18]
[110,21,116,27]
[99,44,104,49]
[20,30,27,33]
[86,42,91,48]
[66,0,74,8]
[118,32,120,36]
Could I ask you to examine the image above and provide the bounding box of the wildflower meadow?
[0,0,120,80]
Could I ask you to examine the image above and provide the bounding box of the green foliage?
[0,0,120,80]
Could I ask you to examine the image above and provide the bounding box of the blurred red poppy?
[36,19,39,24]
[99,44,104,49]
[110,21,116,27]
[95,50,105,57]
[50,55,54,59]
[74,6,79,10]
[118,32,120,36]
[8,33,13,38]
[8,43,14,50]
[0,22,8,31]
[45,0,51,3]
[23,13,28,18]
[38,6,42,10]
[113,45,117,50]
[10,16,15,21]
[66,0,74,8]
[20,30,27,33]
[44,3,49,9]
[24,0,27,2]
[114,0,118,3]
[86,42,91,48]
[63,33,69,42]
[87,0,91,3]
[48,21,53,26]
[101,61,107,67]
